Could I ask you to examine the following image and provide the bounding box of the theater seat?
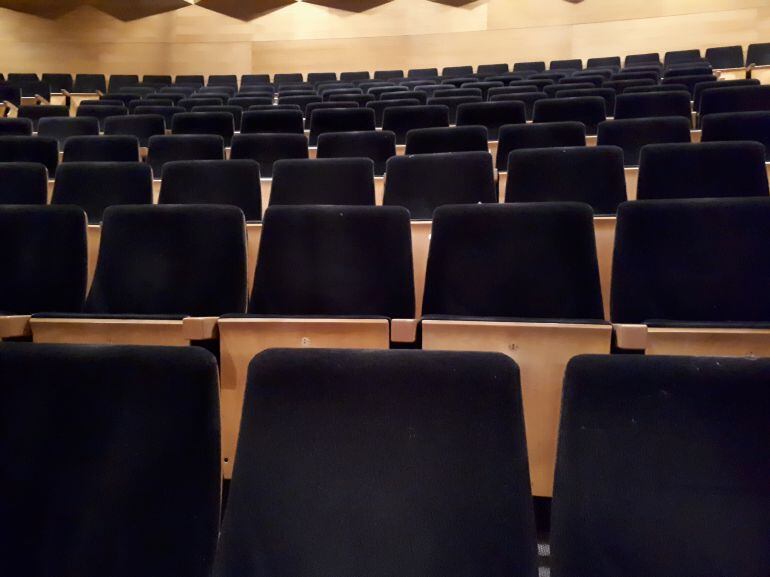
[382,105,450,145]
[636,142,769,200]
[699,85,770,121]
[0,135,59,176]
[0,162,46,206]
[612,197,770,356]
[420,203,610,496]
[17,105,68,130]
[533,96,607,135]
[613,91,692,124]
[551,354,770,577]
[216,348,537,577]
[30,205,247,347]
[240,109,304,134]
[76,105,127,131]
[0,206,86,340]
[308,107,376,146]
[217,206,415,477]
[404,125,488,155]
[316,130,396,179]
[0,342,220,577]
[455,101,526,140]
[171,112,235,146]
[133,105,184,129]
[366,99,421,128]
[0,118,33,136]
[270,158,375,206]
[103,114,165,149]
[62,135,140,163]
[146,134,225,178]
[701,111,770,159]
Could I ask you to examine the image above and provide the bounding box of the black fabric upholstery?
[230,133,307,178]
[693,79,759,112]
[623,83,688,94]
[533,97,606,134]
[0,342,220,577]
[249,104,301,112]
[0,135,58,175]
[488,86,538,97]
[305,102,358,129]
[384,151,495,219]
[414,84,447,98]
[612,70,660,83]
[478,63,510,75]
[664,65,713,78]
[62,135,139,163]
[340,71,370,81]
[241,109,304,134]
[37,117,100,151]
[175,75,205,87]
[705,45,745,68]
[661,74,716,96]
[53,162,152,223]
[248,205,414,317]
[103,114,165,147]
[455,101,525,139]
[602,79,656,94]
[75,105,127,131]
[208,74,237,87]
[506,146,626,214]
[199,87,236,98]
[613,91,692,123]
[171,112,234,146]
[369,86,411,99]
[274,73,303,86]
[146,135,224,177]
[73,74,106,93]
[664,49,703,66]
[0,205,86,314]
[316,130,396,176]
[405,125,488,155]
[380,90,426,104]
[700,85,770,118]
[228,96,272,110]
[159,160,261,221]
[544,83,596,97]
[133,105,184,129]
[330,94,374,106]
[637,142,768,200]
[17,105,68,130]
[557,88,616,116]
[0,118,32,136]
[0,162,48,204]
[191,105,243,130]
[216,348,537,577]
[179,97,224,111]
[624,53,661,67]
[366,99,421,128]
[460,82,505,99]
[489,92,547,121]
[551,59,583,70]
[560,75,605,87]
[322,88,363,101]
[309,108,376,146]
[747,42,770,66]
[597,116,691,166]
[496,122,586,168]
[427,96,483,124]
[701,111,770,158]
[575,69,614,79]
[422,203,604,320]
[552,354,770,577]
[143,74,173,85]
[442,65,474,77]
[107,74,139,93]
[408,67,439,78]
[86,205,246,316]
[382,105,450,144]
[514,61,546,72]
[0,85,21,108]
[611,197,770,323]
[587,56,621,69]
[270,158,375,206]
[41,73,73,93]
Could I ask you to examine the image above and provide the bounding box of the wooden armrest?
[391,318,418,343]
[613,323,647,350]
[61,89,72,97]
[96,90,104,97]
[182,316,220,340]
[3,100,18,112]
[35,94,50,105]
[0,315,31,338]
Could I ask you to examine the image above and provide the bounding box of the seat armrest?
[35,94,50,105]
[183,316,220,340]
[0,315,32,338]
[391,318,418,343]
[3,100,18,112]
[613,323,647,350]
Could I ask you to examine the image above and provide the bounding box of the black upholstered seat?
[171,112,235,146]
[215,347,537,577]
[190,105,243,130]
[240,109,304,134]
[587,56,621,69]
[551,353,770,577]
[381,105,450,144]
[366,99,421,128]
[602,79,656,94]
[624,53,662,67]
[308,107,376,146]
[496,122,586,169]
[699,85,770,118]
[692,79,759,112]
[179,97,224,111]
[705,45,745,69]
[159,160,261,221]
[405,125,488,154]
[556,88,616,117]
[0,135,59,175]
[103,114,165,147]
[613,91,692,124]
[230,133,308,178]
[636,142,769,200]
[384,151,496,219]
[270,158,375,206]
[146,134,225,177]
[75,104,127,131]
[132,105,184,129]
[0,118,33,136]
[701,111,770,158]
[506,146,627,214]
[62,135,140,163]
[17,105,68,130]
[489,91,548,121]
[316,130,396,176]
[427,95,483,124]
[747,42,770,66]
[533,96,606,134]
[661,74,716,96]
[73,74,106,93]
[52,162,152,223]
[0,162,48,205]
[514,61,546,73]
[455,101,526,139]
[107,74,139,93]
[597,117,692,166]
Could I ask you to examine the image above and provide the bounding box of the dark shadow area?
[196,0,294,21]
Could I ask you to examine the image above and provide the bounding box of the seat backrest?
[159,160,261,221]
[308,107,376,146]
[384,151,495,219]
[216,348,537,577]
[227,96,273,110]
[307,72,337,85]
[514,61,546,72]
[611,197,770,324]
[380,90,426,104]
[0,342,221,577]
[208,74,238,88]
[87,205,246,316]
[62,135,140,163]
[179,97,224,111]
[75,105,127,130]
[613,91,692,123]
[404,125,488,155]
[637,141,769,200]
[661,74,716,96]
[704,45,745,69]
[382,105,450,144]
[489,91,548,121]
[506,146,627,214]
[587,56,621,69]
[442,65,475,77]
[422,203,604,320]
[478,63,510,75]
[496,121,586,168]
[664,49,702,66]
[229,133,308,178]
[624,52,661,67]
[551,354,770,577]
[544,83,597,98]
[241,73,271,85]
[693,79,759,112]
[340,71,370,81]
[171,112,235,145]
[611,70,660,83]
[175,75,205,87]
[0,118,33,136]
[103,114,165,147]
[248,205,414,317]
[274,73,304,86]
[701,111,770,159]
[597,116,691,166]
[602,79,656,94]
[0,85,21,108]
[0,162,48,205]
[52,162,152,223]
[107,74,139,93]
[270,158,375,206]
[366,98,421,127]
[533,96,607,135]
[146,134,225,177]
[190,105,242,130]
[556,88,617,117]
[73,73,107,93]
[17,105,68,130]
[560,75,605,87]
[0,205,86,313]
[38,117,100,153]
[133,105,185,129]
[551,58,583,71]
[427,95,483,124]
[277,94,322,115]
[747,42,770,66]
[432,88,482,99]
[41,73,73,93]
[316,130,396,176]
[240,109,304,134]
[455,101,526,139]
[0,135,58,175]
[143,74,173,86]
